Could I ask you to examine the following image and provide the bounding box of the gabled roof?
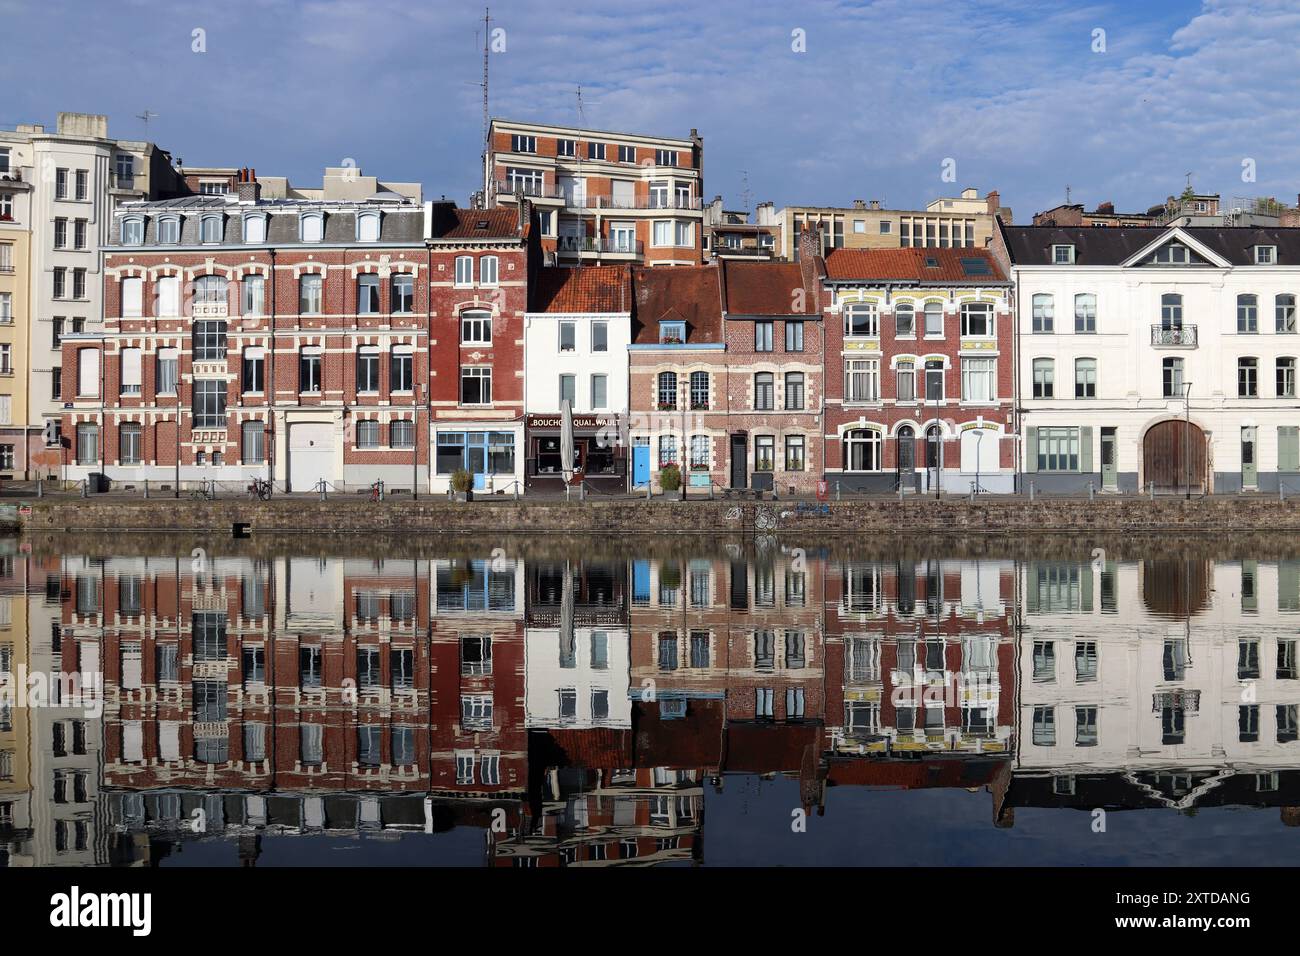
[529,266,631,313]
[1001,224,1300,266]
[719,260,817,316]
[630,265,723,345]
[428,205,522,241]
[822,247,1007,284]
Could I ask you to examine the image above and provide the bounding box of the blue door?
[633,560,651,605]
[632,444,651,487]
[467,434,488,490]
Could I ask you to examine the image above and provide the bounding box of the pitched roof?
[630,265,723,345]
[530,266,631,313]
[719,260,816,315]
[1001,224,1300,266]
[822,247,1007,283]
[428,204,522,241]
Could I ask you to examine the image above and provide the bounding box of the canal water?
[2,532,1299,867]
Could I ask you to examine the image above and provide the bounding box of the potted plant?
[449,467,474,502]
[659,463,682,497]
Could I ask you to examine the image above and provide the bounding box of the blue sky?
[3,0,1298,219]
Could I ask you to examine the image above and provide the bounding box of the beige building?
[0,151,31,479]
[777,187,1011,260]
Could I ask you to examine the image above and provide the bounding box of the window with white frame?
[1278,294,1297,333]
[391,346,413,391]
[1074,293,1096,333]
[845,358,880,402]
[1032,358,1055,398]
[844,303,878,337]
[480,255,499,285]
[961,357,995,402]
[460,366,492,405]
[1075,357,1097,399]
[120,218,144,245]
[199,215,222,243]
[843,429,882,471]
[356,211,380,242]
[300,212,324,242]
[77,347,100,396]
[121,277,143,317]
[241,275,264,316]
[961,301,993,337]
[558,321,576,352]
[1032,293,1054,332]
[896,359,916,401]
[242,215,266,244]
[923,301,944,336]
[591,321,608,352]
[454,256,473,286]
[894,302,915,336]
[158,217,179,244]
[120,348,142,395]
[461,309,492,344]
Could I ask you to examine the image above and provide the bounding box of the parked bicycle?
[247,477,272,501]
[189,481,214,501]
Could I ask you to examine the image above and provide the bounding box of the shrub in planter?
[450,468,474,494]
[659,463,682,492]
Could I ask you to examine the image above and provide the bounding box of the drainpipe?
[268,248,277,488]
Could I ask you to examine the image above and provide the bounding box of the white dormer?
[1051,243,1075,265]
[1254,244,1277,265]
[356,210,381,242]
[242,212,268,244]
[300,211,324,243]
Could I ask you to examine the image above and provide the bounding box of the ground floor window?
[689,435,710,469]
[119,423,142,465]
[436,431,515,475]
[1036,426,1080,472]
[0,444,14,470]
[785,435,805,471]
[76,423,98,465]
[843,428,881,471]
[659,435,678,467]
[242,421,265,464]
[754,435,775,472]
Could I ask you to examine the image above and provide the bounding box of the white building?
[523,266,632,492]
[999,223,1300,493]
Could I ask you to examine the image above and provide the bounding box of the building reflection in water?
[1,539,1300,866]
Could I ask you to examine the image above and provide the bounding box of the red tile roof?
[719,260,816,315]
[822,247,1007,283]
[825,756,1010,789]
[632,699,725,769]
[429,205,522,240]
[531,266,631,313]
[630,265,723,345]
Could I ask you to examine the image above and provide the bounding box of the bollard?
[319,479,327,502]
[1149,480,1155,500]
[969,486,975,503]
[1029,481,1035,502]
[513,482,519,501]
[836,483,842,502]
[899,483,904,502]
[1088,481,1094,501]
[1283,484,1287,502]
[144,478,149,499]
[36,478,43,499]
[80,479,87,499]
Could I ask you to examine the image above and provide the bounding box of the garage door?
[289,423,334,492]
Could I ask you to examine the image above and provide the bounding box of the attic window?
[1255,245,1277,265]
[925,256,939,268]
[1153,243,1190,265]
[659,320,686,344]
[1052,244,1075,264]
[960,257,991,276]
[475,219,489,230]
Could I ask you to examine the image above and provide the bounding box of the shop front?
[433,425,523,495]
[525,413,626,493]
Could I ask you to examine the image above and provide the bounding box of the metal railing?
[1151,324,1197,347]
[556,236,644,255]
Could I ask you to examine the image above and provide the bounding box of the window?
[1074,357,1097,399]
[390,274,414,314]
[119,423,142,465]
[785,435,805,471]
[122,277,143,317]
[923,301,944,336]
[843,429,882,471]
[659,320,685,344]
[355,420,381,448]
[299,212,324,242]
[657,371,678,409]
[1238,293,1259,333]
[511,134,536,153]
[192,320,227,361]
[157,349,178,395]
[1279,357,1297,398]
[53,267,65,299]
[654,148,678,166]
[1239,356,1258,397]
[454,256,473,286]
[120,218,143,245]
[299,274,323,315]
[389,419,414,448]
[242,214,266,244]
[480,255,499,285]
[390,347,413,391]
[77,347,99,396]
[618,144,636,163]
[784,320,804,352]
[1032,358,1054,399]
[1032,706,1055,745]
[1074,293,1096,333]
[895,360,916,402]
[1278,294,1297,333]
[558,374,576,406]
[590,374,608,409]
[299,349,322,393]
[845,358,879,402]
[658,435,678,467]
[55,167,68,199]
[199,215,222,243]
[461,367,491,405]
[120,347,141,395]
[753,372,774,410]
[1160,292,1183,330]
[461,309,492,344]
[845,303,878,337]
[73,269,86,299]
[1256,245,1276,264]
[755,321,774,351]
[961,301,992,337]
[75,169,88,200]
[586,141,606,160]
[356,347,380,392]
[75,423,98,464]
[591,321,608,352]
[158,217,179,244]
[356,211,380,242]
[558,321,576,352]
[1035,426,1080,471]
[784,372,805,409]
[242,421,265,464]
[1052,244,1075,264]
[241,275,264,316]
[688,434,710,469]
[1032,293,1054,332]
[1075,707,1098,746]
[894,303,915,336]
[0,292,9,324]
[924,359,944,401]
[556,138,576,157]
[357,274,381,314]
[689,371,709,410]
[961,357,996,402]
[193,380,226,427]
[754,435,775,472]
[1162,356,1184,398]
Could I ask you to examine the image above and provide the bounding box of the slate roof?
[822,247,1008,283]
[629,264,723,345]
[530,266,631,313]
[1001,224,1300,266]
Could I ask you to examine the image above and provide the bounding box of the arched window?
[299,212,324,242]
[1074,293,1096,332]
[924,301,944,336]
[843,428,881,472]
[925,425,942,469]
[897,425,915,472]
[1032,357,1055,399]
[356,210,381,242]
[1278,294,1297,333]
[157,216,180,244]
[894,302,915,336]
[657,372,678,409]
[242,213,267,244]
[199,214,223,244]
[689,371,709,410]
[120,217,145,246]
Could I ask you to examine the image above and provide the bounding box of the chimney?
[986,190,1000,213]
[868,200,881,210]
[236,166,261,202]
[852,199,866,209]
[1096,200,1114,215]
[798,226,822,264]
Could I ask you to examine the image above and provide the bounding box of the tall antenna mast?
[740,169,752,216]
[137,110,158,135]
[575,85,586,127]
[480,7,491,203]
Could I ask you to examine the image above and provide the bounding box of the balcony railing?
[1151,324,1197,347]
[496,181,701,211]
[494,180,565,200]
[557,236,644,255]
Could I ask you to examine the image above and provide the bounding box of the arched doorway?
[896,426,915,491]
[1143,420,1207,493]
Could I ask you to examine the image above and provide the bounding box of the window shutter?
[79,347,100,397]
[121,348,142,388]
[122,278,143,317]
[1025,427,1038,472]
[1281,426,1300,472]
[1079,426,1093,473]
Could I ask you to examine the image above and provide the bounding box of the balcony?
[494,179,565,200]
[1151,324,1197,347]
[557,236,644,257]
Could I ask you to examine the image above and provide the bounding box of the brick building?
[819,244,1016,493]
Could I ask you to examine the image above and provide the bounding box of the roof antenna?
[740,169,752,217]
[1065,184,1071,204]
[575,85,586,128]
[137,110,158,135]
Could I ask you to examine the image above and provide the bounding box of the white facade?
[524,626,631,729]
[1009,226,1300,493]
[523,311,631,417]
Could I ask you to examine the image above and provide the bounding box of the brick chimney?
[236,167,261,202]
[1096,200,1115,215]
[852,199,866,209]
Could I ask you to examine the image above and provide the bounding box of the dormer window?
[157,216,180,244]
[659,320,686,344]
[242,213,267,244]
[120,217,145,246]
[1255,245,1277,265]
[356,210,381,242]
[300,212,324,243]
[1153,243,1190,265]
[199,214,223,244]
[1052,244,1075,264]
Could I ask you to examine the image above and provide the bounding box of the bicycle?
[247,478,272,501]
[189,482,214,501]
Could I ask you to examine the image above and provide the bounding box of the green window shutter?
[1280,426,1299,472]
[1079,426,1093,473]
[1026,426,1038,472]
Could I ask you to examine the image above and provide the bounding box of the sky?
[3,0,1299,219]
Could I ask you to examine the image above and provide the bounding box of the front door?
[1242,426,1258,489]
[632,441,651,487]
[897,426,915,491]
[730,433,748,489]
[1101,427,1118,490]
[1143,420,1207,492]
[466,433,488,490]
